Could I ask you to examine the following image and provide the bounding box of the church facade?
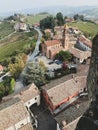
[42,25,70,59]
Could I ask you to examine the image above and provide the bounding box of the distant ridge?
[0,5,98,19]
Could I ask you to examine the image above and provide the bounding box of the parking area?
[35,55,62,70]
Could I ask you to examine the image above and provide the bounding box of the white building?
[19,83,40,108]
[2,83,40,109]
[76,36,92,51]
[0,97,34,130]
[14,22,27,31]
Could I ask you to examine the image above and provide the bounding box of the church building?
[41,25,70,59]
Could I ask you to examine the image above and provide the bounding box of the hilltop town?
[0,11,97,130]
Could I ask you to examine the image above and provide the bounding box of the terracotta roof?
[55,98,89,126]
[79,36,92,48]
[19,83,40,103]
[45,40,60,47]
[2,83,40,103]
[54,26,64,31]
[46,76,87,106]
[69,47,91,59]
[44,29,51,33]
[0,65,3,71]
[19,123,34,130]
[0,98,29,129]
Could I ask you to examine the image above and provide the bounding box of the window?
[35,97,37,100]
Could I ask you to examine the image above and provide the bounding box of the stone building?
[2,83,40,108]
[76,35,92,51]
[0,97,34,130]
[42,76,87,112]
[42,25,70,59]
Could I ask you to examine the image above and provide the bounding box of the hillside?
[0,30,38,64]
[81,8,98,19]
[25,13,50,25]
[68,21,98,38]
[0,21,14,39]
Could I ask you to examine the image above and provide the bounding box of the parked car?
[55,60,62,65]
[48,61,54,65]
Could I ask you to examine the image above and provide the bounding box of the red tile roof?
[45,40,60,47]
[46,76,87,106]
[69,47,91,60]
[44,29,51,33]
[79,36,92,48]
[0,65,3,71]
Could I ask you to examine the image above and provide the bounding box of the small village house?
[2,83,40,109]
[0,97,34,130]
[76,35,92,51]
[42,76,87,112]
[14,22,27,31]
[19,83,40,108]
[69,47,91,63]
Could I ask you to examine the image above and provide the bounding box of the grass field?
[0,21,14,39]
[0,31,37,62]
[68,21,98,38]
[25,14,50,25]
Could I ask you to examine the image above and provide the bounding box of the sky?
[0,0,98,13]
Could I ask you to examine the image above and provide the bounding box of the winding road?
[28,28,42,62]
[14,27,42,93]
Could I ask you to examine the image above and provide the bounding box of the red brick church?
[41,25,70,59]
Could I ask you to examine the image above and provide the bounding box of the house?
[14,22,27,31]
[0,97,34,130]
[0,65,3,74]
[76,35,92,51]
[65,18,74,23]
[69,47,91,63]
[33,23,40,28]
[54,98,89,130]
[42,76,87,112]
[2,83,40,108]
[19,83,40,108]
[44,29,52,34]
[42,25,70,59]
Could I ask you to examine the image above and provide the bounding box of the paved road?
[28,28,42,62]
[14,80,24,93]
[14,28,42,93]
[30,104,57,130]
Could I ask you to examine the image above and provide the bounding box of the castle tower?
[62,24,70,49]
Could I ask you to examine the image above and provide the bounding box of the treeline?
[40,12,65,30]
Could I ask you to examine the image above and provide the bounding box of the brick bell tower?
[62,24,70,49]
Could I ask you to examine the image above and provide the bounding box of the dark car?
[55,60,62,65]
[48,61,54,65]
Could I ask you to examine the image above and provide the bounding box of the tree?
[44,32,51,40]
[40,16,55,30]
[73,14,84,21]
[9,54,27,79]
[55,50,72,62]
[0,77,15,100]
[56,12,64,26]
[22,62,47,87]
[73,14,79,20]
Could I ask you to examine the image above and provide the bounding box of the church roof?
[45,40,60,47]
